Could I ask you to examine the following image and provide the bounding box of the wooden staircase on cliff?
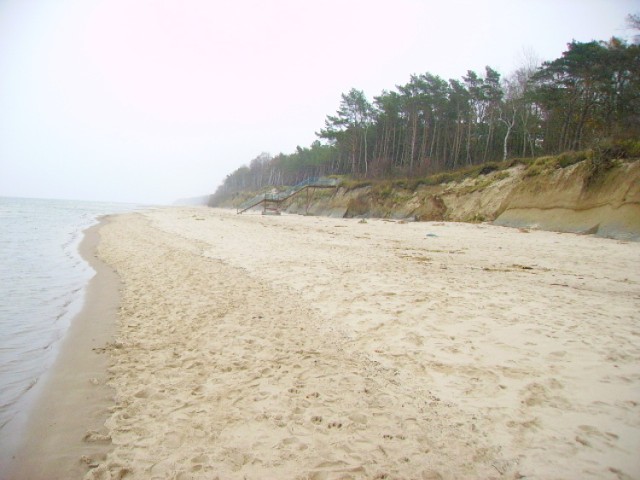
[236,177,339,215]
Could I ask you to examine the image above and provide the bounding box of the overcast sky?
[0,0,637,204]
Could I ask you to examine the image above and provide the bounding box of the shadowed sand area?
[7,207,640,479]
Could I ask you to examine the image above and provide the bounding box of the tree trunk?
[363,125,369,177]
[419,116,430,171]
[410,112,418,172]
[501,119,514,161]
[466,116,473,165]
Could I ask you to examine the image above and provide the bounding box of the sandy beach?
[2,222,120,480]
[8,207,640,479]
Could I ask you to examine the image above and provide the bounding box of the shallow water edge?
[1,218,120,479]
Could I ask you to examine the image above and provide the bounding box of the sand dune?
[87,208,639,479]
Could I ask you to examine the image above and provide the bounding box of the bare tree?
[628,13,640,43]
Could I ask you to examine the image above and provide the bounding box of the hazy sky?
[0,0,637,204]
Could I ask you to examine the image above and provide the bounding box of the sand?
[7,207,640,479]
[2,221,119,480]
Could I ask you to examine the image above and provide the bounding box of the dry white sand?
[86,208,639,479]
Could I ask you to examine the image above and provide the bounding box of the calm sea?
[0,197,141,436]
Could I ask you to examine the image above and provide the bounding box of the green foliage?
[212,35,639,202]
[556,151,589,168]
[524,165,543,177]
[592,139,640,160]
[582,138,640,187]
[493,171,511,181]
[524,151,589,174]
[519,139,640,182]
[341,179,373,190]
[373,184,394,199]
[530,39,640,153]
[507,157,536,168]
[478,163,500,175]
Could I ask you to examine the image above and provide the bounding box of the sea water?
[0,197,141,436]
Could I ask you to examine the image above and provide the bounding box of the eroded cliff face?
[493,160,640,240]
[282,166,526,222]
[221,159,640,240]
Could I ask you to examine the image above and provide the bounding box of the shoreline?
[2,207,639,479]
[2,218,120,480]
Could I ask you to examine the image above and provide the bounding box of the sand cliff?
[493,161,640,240]
[225,159,640,240]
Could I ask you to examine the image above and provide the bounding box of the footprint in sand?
[191,454,209,464]
[83,430,112,444]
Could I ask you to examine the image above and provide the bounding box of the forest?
[212,32,639,201]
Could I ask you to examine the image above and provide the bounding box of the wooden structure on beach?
[237,178,339,215]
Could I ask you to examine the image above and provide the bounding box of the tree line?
[213,33,639,200]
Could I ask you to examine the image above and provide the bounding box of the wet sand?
[6,208,640,479]
[2,220,119,480]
